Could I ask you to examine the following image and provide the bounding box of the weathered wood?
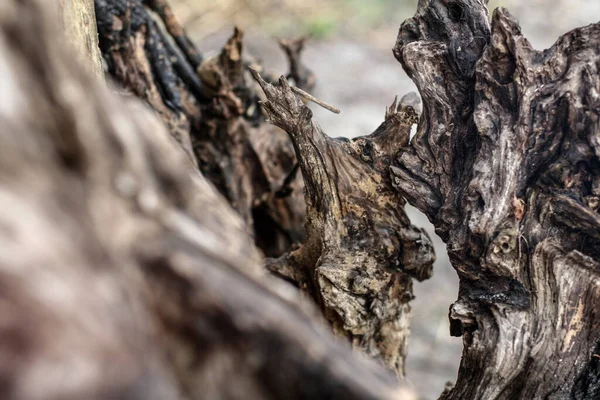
[251,71,435,375]
[85,0,600,397]
[92,4,437,377]
[94,0,201,163]
[0,1,422,399]
[392,1,600,398]
[192,28,308,257]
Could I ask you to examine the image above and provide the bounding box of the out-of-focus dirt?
[175,1,600,398]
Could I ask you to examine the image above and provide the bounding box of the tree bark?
[8,0,600,398]
[251,70,436,375]
[392,1,600,398]
[0,0,420,399]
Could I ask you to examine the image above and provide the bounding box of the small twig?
[289,86,340,114]
[247,66,340,114]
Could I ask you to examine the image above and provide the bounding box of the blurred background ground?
[169,1,600,398]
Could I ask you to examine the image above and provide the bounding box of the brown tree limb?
[192,28,307,257]
[95,0,310,257]
[143,0,204,68]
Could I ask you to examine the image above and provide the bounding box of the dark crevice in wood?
[95,0,313,258]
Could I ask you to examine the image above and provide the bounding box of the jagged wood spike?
[95,0,310,258]
[278,36,316,91]
[252,70,435,375]
[192,29,307,257]
[143,0,204,68]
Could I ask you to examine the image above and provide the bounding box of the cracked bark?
[0,0,419,399]
[393,1,600,398]
[192,29,307,257]
[94,0,435,377]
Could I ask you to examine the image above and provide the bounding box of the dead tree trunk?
[93,0,600,394]
[0,0,419,399]
[252,71,435,375]
[391,1,600,399]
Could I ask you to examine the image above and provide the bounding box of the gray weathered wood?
[58,0,104,80]
[94,0,436,377]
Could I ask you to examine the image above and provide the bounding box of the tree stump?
[4,0,600,399]
[94,0,436,377]
[392,1,600,398]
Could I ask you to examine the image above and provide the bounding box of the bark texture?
[251,72,435,375]
[392,1,600,398]
[192,31,308,257]
[0,1,420,399]
[28,0,600,397]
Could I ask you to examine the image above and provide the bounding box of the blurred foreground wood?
[0,0,418,399]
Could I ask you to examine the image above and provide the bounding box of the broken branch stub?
[192,29,307,257]
[252,70,435,375]
[278,36,316,91]
[393,1,600,398]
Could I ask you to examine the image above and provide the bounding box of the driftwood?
[252,70,436,375]
[392,1,600,399]
[0,0,422,399]
[93,0,600,395]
